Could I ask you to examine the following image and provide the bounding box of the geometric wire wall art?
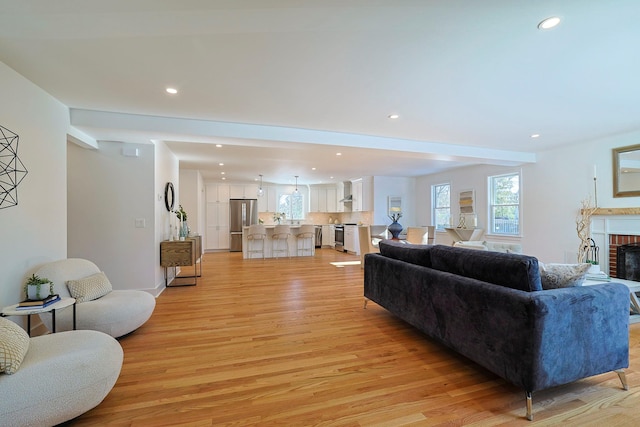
[0,125,28,209]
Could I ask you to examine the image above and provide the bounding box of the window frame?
[277,192,305,221]
[432,182,451,231]
[488,171,521,237]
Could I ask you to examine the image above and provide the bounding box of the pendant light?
[293,175,299,195]
[257,174,264,197]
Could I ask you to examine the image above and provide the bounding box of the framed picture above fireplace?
[613,144,640,197]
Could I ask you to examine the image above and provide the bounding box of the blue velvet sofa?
[364,241,629,420]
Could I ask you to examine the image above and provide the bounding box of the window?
[489,172,520,235]
[278,193,304,220]
[432,183,450,231]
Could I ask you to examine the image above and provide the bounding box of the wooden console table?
[160,236,202,287]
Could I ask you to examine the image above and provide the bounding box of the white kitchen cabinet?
[352,179,363,212]
[230,184,259,199]
[344,225,359,255]
[351,177,373,212]
[322,225,335,247]
[326,187,337,212]
[258,185,278,212]
[309,187,320,212]
[336,182,345,212]
[309,185,335,213]
[205,200,229,250]
[206,183,229,202]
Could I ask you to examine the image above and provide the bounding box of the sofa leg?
[615,369,629,390]
[525,391,533,421]
[363,298,369,309]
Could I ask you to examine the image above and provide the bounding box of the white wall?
[0,62,68,311]
[416,130,640,263]
[67,141,159,292]
[154,141,180,287]
[372,176,417,227]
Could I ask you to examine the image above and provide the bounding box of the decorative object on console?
[388,207,403,240]
[0,124,28,210]
[175,204,188,239]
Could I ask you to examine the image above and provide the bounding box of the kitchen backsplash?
[258,211,373,225]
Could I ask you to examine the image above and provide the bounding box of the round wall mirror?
[164,182,175,211]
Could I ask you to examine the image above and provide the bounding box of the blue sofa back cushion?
[429,245,543,292]
[379,240,433,268]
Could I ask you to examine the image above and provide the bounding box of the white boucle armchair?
[0,329,123,427]
[35,258,156,338]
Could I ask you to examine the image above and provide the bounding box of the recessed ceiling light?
[530,134,540,138]
[166,87,178,94]
[538,16,561,30]
[216,144,222,148]
[388,114,399,119]
[312,167,316,171]
[219,162,224,166]
[336,152,342,156]
[221,172,225,175]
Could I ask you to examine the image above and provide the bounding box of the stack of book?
[585,271,611,282]
[16,294,60,310]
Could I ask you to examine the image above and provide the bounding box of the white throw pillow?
[66,271,113,303]
[539,263,591,290]
[0,317,30,374]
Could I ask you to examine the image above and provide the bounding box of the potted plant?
[24,274,54,300]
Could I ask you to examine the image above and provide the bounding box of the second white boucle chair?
[34,258,156,338]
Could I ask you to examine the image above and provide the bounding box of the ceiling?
[1,1,639,185]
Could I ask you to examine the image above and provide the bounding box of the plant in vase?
[175,205,188,238]
[24,274,54,300]
[388,208,403,240]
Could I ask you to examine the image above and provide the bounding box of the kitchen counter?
[242,225,314,259]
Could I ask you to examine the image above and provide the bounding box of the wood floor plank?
[63,249,640,426]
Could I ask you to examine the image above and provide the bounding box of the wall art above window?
[0,125,28,209]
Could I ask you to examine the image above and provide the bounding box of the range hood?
[339,181,352,203]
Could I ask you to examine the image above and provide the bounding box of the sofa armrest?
[447,281,629,392]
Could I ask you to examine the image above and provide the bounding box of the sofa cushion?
[0,317,30,374]
[429,245,543,292]
[539,262,591,289]
[378,240,433,268]
[66,271,112,303]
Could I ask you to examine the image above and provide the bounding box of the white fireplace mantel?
[590,211,640,274]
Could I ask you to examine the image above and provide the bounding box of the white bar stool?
[247,224,267,259]
[296,224,316,256]
[271,225,291,258]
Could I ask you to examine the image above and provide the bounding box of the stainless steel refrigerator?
[229,199,258,252]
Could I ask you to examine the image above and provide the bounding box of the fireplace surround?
[589,209,640,278]
[617,242,640,281]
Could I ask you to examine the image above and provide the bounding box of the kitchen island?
[242,225,315,259]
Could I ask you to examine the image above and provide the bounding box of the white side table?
[1,297,76,336]
[584,278,640,324]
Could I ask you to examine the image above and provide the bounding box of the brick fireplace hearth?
[609,234,640,278]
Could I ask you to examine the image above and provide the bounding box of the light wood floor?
[67,249,640,426]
